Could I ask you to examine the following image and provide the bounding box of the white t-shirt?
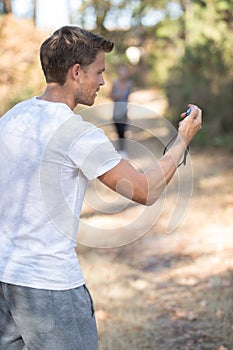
[0,97,121,290]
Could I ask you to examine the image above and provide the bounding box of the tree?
[33,0,37,24]
[0,0,12,14]
[166,0,233,136]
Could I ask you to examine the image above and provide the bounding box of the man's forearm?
[99,137,188,206]
[145,135,187,205]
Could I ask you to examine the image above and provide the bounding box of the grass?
[77,148,233,350]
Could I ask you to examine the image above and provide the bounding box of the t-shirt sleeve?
[68,124,121,181]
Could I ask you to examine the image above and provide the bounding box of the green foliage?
[1,0,232,150]
[165,0,233,143]
[0,15,44,116]
[166,39,232,117]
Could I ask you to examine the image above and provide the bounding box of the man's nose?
[99,75,105,86]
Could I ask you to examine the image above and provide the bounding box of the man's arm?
[98,105,202,206]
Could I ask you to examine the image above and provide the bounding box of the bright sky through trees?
[12,0,182,30]
[12,0,77,29]
[36,0,70,29]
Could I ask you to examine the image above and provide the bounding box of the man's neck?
[38,83,76,110]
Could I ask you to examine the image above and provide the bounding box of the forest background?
[0,1,232,349]
[0,0,232,149]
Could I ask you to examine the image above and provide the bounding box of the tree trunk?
[33,0,37,25]
[180,0,192,47]
[3,0,12,14]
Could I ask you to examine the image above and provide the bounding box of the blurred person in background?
[110,64,133,157]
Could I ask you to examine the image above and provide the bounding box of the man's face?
[76,51,106,106]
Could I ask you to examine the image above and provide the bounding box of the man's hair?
[40,26,114,85]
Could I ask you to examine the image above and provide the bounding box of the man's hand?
[178,104,202,146]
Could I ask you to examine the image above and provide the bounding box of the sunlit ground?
[76,90,233,350]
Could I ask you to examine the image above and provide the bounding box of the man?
[0,26,202,349]
[110,64,133,157]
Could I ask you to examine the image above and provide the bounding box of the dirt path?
[76,90,233,350]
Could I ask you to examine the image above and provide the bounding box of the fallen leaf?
[95,309,110,321]
[218,346,228,350]
[146,293,157,304]
[216,308,224,320]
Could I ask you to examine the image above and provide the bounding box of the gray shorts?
[0,282,98,350]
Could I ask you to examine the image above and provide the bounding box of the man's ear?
[70,63,81,80]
